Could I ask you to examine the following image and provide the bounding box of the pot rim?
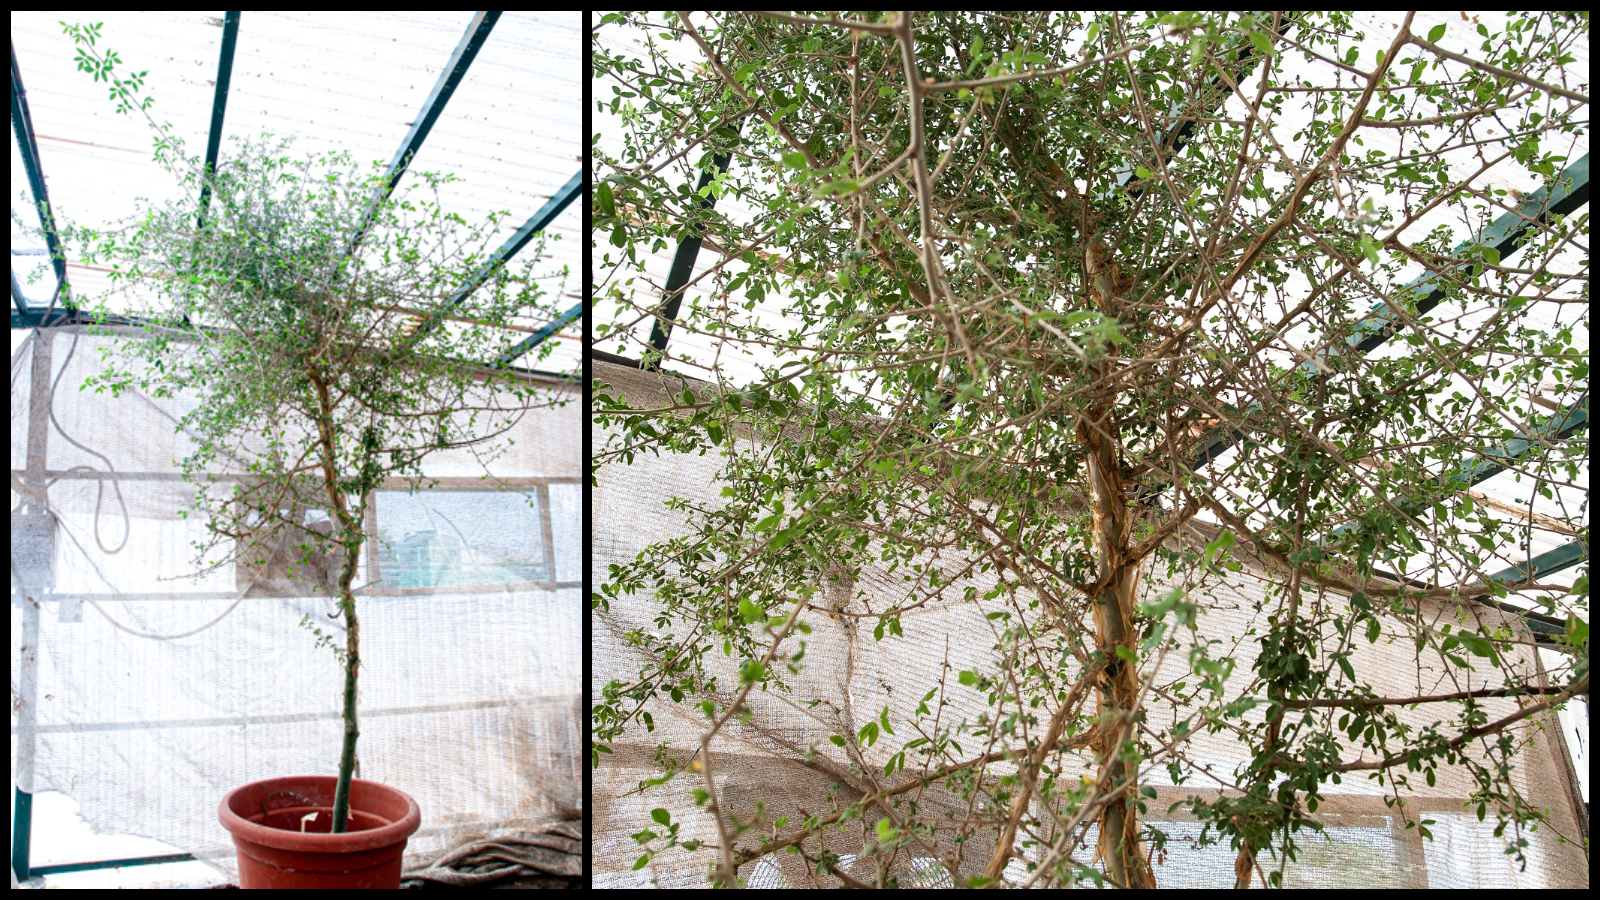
[219,775,420,854]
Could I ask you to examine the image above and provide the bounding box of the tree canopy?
[593,11,1588,888]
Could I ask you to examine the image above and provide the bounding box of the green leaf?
[858,720,880,748]
[596,181,616,217]
[1359,234,1382,266]
[876,817,897,843]
[1565,615,1588,643]
[769,526,800,551]
[1249,31,1274,59]
[633,853,651,871]
[1458,634,1497,662]
[1428,23,1446,42]
[1141,585,1183,618]
[958,670,979,686]
[1204,530,1236,565]
[1135,166,1155,180]
[829,734,846,747]
[884,751,906,776]
[651,807,671,826]
[782,151,808,169]
[740,596,763,623]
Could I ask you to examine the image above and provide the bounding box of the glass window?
[372,489,546,590]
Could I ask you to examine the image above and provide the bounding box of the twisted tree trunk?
[1081,242,1154,889]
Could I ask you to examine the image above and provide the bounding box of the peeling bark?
[1080,242,1155,889]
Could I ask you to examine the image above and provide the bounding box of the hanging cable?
[44,327,131,554]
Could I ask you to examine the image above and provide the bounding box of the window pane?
[374,490,545,589]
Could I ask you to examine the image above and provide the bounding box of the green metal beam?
[1482,538,1588,587]
[10,37,75,314]
[1453,540,1588,645]
[13,783,200,883]
[401,168,582,351]
[1321,152,1590,366]
[11,308,82,330]
[644,148,734,365]
[194,12,242,230]
[1155,153,1592,496]
[12,788,31,883]
[11,269,30,317]
[347,11,502,254]
[29,853,199,878]
[1118,12,1296,198]
[1322,393,1589,543]
[10,309,195,332]
[495,301,583,368]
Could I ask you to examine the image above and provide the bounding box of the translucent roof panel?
[11,11,581,375]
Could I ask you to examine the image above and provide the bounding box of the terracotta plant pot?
[219,775,421,889]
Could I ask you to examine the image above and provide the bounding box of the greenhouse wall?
[11,327,583,881]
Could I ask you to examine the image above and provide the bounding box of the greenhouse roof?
[10,10,582,376]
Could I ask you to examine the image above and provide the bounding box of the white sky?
[11,10,582,374]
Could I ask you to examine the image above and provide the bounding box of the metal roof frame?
[10,12,584,376]
[1321,393,1589,541]
[345,11,502,255]
[11,269,33,316]
[1485,539,1588,587]
[1142,153,1592,504]
[10,36,75,315]
[496,299,584,369]
[642,146,735,368]
[1159,153,1591,489]
[399,169,584,352]
[193,12,241,233]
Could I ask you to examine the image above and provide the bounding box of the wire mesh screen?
[592,360,1587,889]
[10,327,583,882]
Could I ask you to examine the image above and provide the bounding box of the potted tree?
[30,22,573,889]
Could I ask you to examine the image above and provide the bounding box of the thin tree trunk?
[329,557,361,832]
[309,366,363,833]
